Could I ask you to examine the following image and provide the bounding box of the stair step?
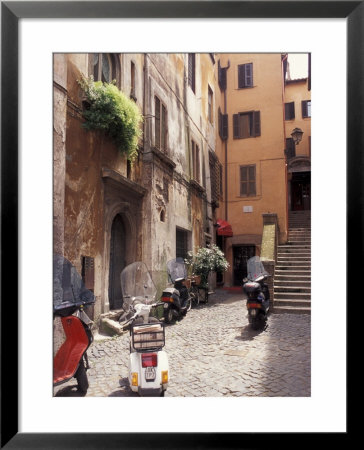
[275,280,311,288]
[274,298,311,307]
[273,305,311,314]
[274,291,311,299]
[278,247,311,253]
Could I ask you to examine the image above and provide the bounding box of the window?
[188,53,196,93]
[240,165,256,197]
[302,100,311,118]
[191,140,200,183]
[92,53,117,83]
[154,96,168,152]
[218,108,228,140]
[285,102,295,120]
[233,111,261,139]
[176,228,189,259]
[130,61,136,101]
[208,85,213,123]
[238,63,253,88]
[285,138,296,159]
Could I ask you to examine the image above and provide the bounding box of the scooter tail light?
[142,353,158,368]
[161,296,173,303]
[248,303,261,309]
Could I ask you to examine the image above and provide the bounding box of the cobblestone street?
[54,290,311,398]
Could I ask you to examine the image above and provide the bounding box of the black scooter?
[161,258,191,323]
[242,256,270,329]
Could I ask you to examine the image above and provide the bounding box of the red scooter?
[53,255,95,395]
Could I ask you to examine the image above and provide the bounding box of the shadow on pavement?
[236,322,269,341]
[54,384,87,397]
[108,377,136,397]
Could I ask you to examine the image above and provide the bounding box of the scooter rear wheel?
[75,358,89,394]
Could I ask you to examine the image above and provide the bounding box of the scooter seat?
[53,316,89,385]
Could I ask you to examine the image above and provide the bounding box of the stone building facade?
[53,53,220,324]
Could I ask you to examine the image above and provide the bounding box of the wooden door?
[233,245,255,285]
[109,214,126,310]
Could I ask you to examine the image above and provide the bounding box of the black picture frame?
[1,1,358,448]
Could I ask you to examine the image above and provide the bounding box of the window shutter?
[302,101,307,118]
[238,65,245,88]
[218,61,227,90]
[253,111,261,137]
[222,114,228,140]
[161,104,167,151]
[155,97,160,149]
[245,63,253,87]
[233,114,240,138]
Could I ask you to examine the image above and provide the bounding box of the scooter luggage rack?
[132,322,165,350]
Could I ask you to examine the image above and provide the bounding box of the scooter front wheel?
[75,358,89,394]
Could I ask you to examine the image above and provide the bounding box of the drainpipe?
[281,54,289,242]
[224,60,230,222]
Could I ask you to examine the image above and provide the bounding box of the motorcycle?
[242,256,270,329]
[53,255,95,395]
[120,261,169,397]
[161,257,191,323]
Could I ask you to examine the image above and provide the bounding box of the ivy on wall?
[78,76,143,161]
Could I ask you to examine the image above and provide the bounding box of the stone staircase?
[273,211,311,314]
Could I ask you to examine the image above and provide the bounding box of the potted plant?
[185,244,229,288]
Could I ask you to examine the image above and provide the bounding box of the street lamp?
[291,127,304,145]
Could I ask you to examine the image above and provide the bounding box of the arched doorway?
[108,214,126,310]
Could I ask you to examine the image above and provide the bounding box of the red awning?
[216,219,233,237]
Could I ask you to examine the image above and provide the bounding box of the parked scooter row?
[53,256,208,397]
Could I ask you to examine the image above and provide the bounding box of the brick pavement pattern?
[54,290,310,397]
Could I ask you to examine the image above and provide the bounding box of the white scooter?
[119,262,169,397]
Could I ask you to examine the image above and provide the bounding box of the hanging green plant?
[78,76,143,161]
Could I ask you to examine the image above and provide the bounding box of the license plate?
[250,309,257,317]
[145,366,156,381]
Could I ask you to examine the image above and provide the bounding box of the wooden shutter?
[222,114,228,140]
[161,104,167,151]
[245,63,253,87]
[233,114,240,138]
[218,109,228,140]
[253,111,261,137]
[218,60,227,90]
[248,165,256,195]
[155,96,160,149]
[238,65,245,88]
[188,54,195,92]
[302,100,309,118]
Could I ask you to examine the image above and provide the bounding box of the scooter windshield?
[247,256,269,281]
[53,254,95,310]
[167,257,187,283]
[120,262,157,309]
